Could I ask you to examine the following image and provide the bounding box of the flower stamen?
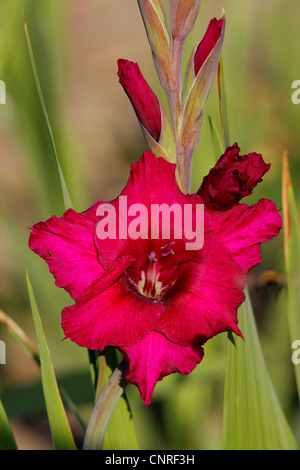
[148,241,175,264]
[137,264,165,299]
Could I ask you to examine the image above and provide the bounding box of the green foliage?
[282,153,300,401]
[23,10,73,211]
[222,292,297,450]
[218,48,297,452]
[0,399,18,450]
[26,272,76,450]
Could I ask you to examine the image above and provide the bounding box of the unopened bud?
[181,14,226,152]
[197,143,271,210]
[137,0,174,90]
[171,0,201,38]
[118,59,176,162]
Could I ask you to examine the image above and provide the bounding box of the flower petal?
[155,239,246,346]
[61,256,165,350]
[208,199,282,272]
[95,151,214,271]
[120,330,204,405]
[29,204,103,300]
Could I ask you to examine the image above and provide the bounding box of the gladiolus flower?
[28,150,281,404]
[198,143,271,211]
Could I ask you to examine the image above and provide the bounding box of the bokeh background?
[0,0,299,449]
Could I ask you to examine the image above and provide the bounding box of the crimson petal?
[208,199,282,272]
[61,256,165,350]
[155,239,246,346]
[29,204,103,300]
[120,330,204,405]
[95,151,214,271]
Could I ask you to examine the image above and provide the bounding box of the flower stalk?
[168,0,201,144]
[123,3,225,194]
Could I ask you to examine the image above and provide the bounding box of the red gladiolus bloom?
[29,151,281,404]
[117,59,161,142]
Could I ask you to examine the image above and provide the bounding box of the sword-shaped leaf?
[26,271,76,450]
[282,151,300,401]
[222,292,298,450]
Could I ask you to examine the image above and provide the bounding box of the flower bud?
[170,0,201,39]
[117,59,176,162]
[180,14,225,152]
[197,143,271,210]
[137,0,174,90]
[194,16,225,76]
[118,59,161,141]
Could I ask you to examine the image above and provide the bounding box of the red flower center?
[127,242,176,300]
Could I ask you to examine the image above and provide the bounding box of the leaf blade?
[282,151,300,400]
[0,399,18,450]
[222,291,298,450]
[83,359,138,450]
[208,115,224,161]
[26,271,76,450]
[217,55,230,149]
[98,351,139,450]
[23,10,73,211]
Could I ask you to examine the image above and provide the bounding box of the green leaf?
[217,55,230,149]
[23,10,73,211]
[98,351,139,450]
[0,398,18,450]
[222,291,298,450]
[208,115,224,161]
[83,358,139,450]
[282,151,300,401]
[26,271,77,450]
[218,56,296,449]
[83,351,139,450]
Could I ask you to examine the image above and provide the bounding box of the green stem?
[168,35,184,139]
[83,360,128,450]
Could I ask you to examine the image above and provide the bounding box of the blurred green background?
[0,0,299,449]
